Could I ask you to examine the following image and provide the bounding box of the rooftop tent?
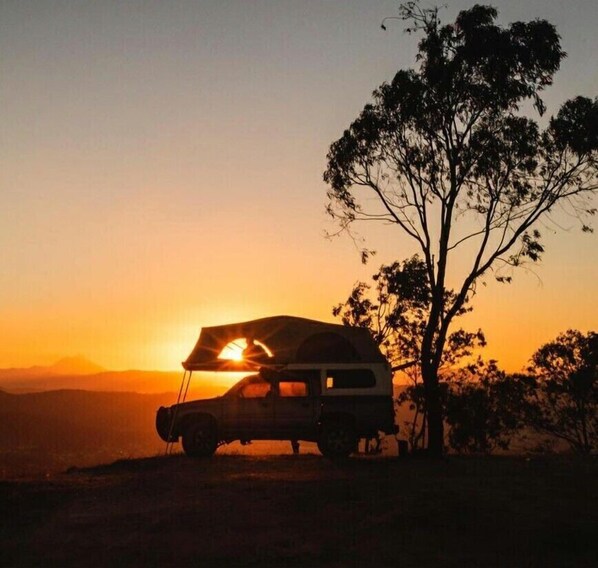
[182,315,387,371]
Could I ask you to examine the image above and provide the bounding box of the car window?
[279,381,308,398]
[326,369,376,389]
[239,378,272,398]
[281,370,320,395]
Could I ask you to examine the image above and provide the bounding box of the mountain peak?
[49,356,106,375]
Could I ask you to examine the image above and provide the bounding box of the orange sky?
[0,1,596,374]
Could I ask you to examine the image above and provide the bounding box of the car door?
[273,371,318,439]
[223,376,275,439]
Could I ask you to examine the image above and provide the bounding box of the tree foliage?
[333,256,485,369]
[525,330,597,454]
[445,362,530,454]
[324,2,598,454]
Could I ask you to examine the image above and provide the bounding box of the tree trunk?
[423,365,444,456]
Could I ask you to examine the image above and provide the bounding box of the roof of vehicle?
[183,315,387,371]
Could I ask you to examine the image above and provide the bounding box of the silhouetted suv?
[156,316,397,458]
[156,363,396,458]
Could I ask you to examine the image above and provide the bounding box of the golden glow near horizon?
[0,1,596,376]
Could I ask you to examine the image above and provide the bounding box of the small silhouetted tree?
[324,3,598,454]
[445,362,530,453]
[333,255,484,451]
[525,330,597,454]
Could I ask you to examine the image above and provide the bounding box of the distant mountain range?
[0,357,226,398]
[0,388,175,476]
[0,356,105,378]
[0,358,233,477]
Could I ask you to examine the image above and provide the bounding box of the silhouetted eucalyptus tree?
[526,330,597,454]
[324,3,598,454]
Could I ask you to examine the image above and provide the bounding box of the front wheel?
[182,420,218,458]
[318,421,357,459]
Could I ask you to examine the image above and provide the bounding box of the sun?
[218,338,273,361]
[218,339,247,361]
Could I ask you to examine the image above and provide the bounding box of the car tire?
[318,420,356,459]
[182,419,218,458]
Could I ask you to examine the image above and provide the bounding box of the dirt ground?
[1,454,596,567]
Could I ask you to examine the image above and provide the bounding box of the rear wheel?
[318,420,356,459]
[182,420,218,457]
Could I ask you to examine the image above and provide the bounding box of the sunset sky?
[1,0,596,373]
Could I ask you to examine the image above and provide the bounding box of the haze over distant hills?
[0,357,225,397]
[0,356,106,378]
[0,357,230,477]
[0,388,174,476]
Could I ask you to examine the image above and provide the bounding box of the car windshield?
[223,374,259,397]
[238,378,272,398]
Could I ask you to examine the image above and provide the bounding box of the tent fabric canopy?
[182,315,386,371]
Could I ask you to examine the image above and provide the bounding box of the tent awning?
[182,315,386,371]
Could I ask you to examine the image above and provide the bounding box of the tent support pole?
[165,369,188,455]
[182,370,193,404]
